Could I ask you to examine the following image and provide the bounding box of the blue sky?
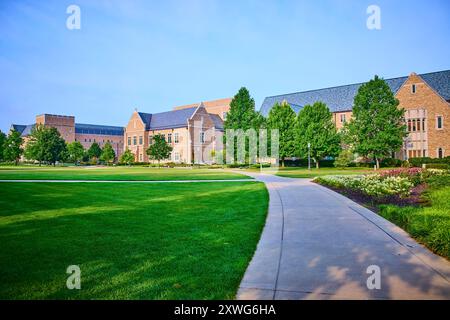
[1,0,449,132]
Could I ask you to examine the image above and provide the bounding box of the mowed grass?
[0,182,268,299]
[379,175,450,259]
[275,167,378,179]
[0,166,249,181]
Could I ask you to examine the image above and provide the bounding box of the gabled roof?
[75,123,124,136]
[260,70,450,116]
[138,107,198,130]
[210,114,224,131]
[11,124,35,136]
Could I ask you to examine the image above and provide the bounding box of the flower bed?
[314,168,447,199]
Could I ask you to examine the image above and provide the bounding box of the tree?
[0,130,6,162]
[224,87,258,131]
[24,125,67,165]
[146,134,173,167]
[295,102,341,168]
[67,141,85,164]
[345,75,406,169]
[334,148,354,168]
[3,129,23,165]
[267,101,296,167]
[87,142,102,162]
[120,149,135,166]
[224,87,265,163]
[100,142,116,165]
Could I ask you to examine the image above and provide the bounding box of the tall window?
[127,137,131,146]
[174,152,180,161]
[139,136,143,145]
[411,84,416,93]
[340,114,346,123]
[168,133,172,143]
[133,136,137,145]
[438,148,443,159]
[161,134,165,141]
[200,132,205,143]
[174,132,179,143]
[437,116,443,129]
[149,135,153,145]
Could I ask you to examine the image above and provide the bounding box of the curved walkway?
[237,172,450,300]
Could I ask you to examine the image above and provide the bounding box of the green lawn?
[275,167,378,179]
[379,175,450,259]
[0,166,249,181]
[0,181,268,299]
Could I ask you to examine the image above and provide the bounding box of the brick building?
[173,97,232,120]
[11,114,124,159]
[260,70,450,159]
[124,102,226,164]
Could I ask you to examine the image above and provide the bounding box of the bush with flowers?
[315,168,448,198]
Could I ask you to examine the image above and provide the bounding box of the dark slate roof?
[260,70,450,116]
[138,107,198,130]
[11,124,35,136]
[210,114,224,131]
[75,123,124,136]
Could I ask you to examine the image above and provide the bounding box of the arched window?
[438,148,443,159]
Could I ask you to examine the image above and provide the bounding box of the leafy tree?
[267,101,296,167]
[120,149,135,165]
[3,129,23,165]
[224,88,266,163]
[146,134,173,167]
[334,149,354,168]
[67,141,85,164]
[345,76,406,169]
[224,87,258,131]
[100,142,116,165]
[24,125,67,165]
[87,142,102,161]
[0,130,6,162]
[295,102,341,168]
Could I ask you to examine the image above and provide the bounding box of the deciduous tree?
[146,134,173,167]
[345,76,406,169]
[67,141,85,164]
[3,129,23,165]
[295,102,341,168]
[100,142,116,165]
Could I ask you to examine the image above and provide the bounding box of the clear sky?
[1,0,449,132]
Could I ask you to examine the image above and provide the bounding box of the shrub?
[425,163,449,170]
[334,149,354,168]
[380,158,402,167]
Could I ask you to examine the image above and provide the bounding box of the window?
[128,137,131,146]
[200,132,205,143]
[340,114,346,123]
[174,132,179,143]
[437,116,443,129]
[139,154,143,162]
[412,119,416,132]
[438,148,443,159]
[174,152,180,161]
[139,136,143,145]
[407,119,412,132]
[149,135,153,145]
[168,133,172,143]
[133,136,137,145]
[223,112,227,120]
[161,134,165,141]
[411,84,416,93]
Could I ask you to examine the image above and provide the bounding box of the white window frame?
[200,132,205,143]
[174,132,179,144]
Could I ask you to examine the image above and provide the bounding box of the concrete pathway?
[0,179,252,183]
[236,172,450,300]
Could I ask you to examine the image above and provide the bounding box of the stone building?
[260,70,450,159]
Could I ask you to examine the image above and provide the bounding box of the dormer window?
[411,84,416,94]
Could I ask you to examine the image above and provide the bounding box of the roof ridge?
[263,69,450,100]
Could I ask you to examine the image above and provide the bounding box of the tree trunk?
[281,158,285,168]
[316,160,319,169]
[375,158,380,170]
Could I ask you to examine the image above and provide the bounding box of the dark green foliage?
[295,102,341,168]
[119,149,135,165]
[267,101,296,166]
[3,130,23,165]
[66,141,85,164]
[146,134,173,165]
[87,142,102,160]
[100,142,116,164]
[345,76,407,168]
[0,130,6,162]
[24,125,67,165]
